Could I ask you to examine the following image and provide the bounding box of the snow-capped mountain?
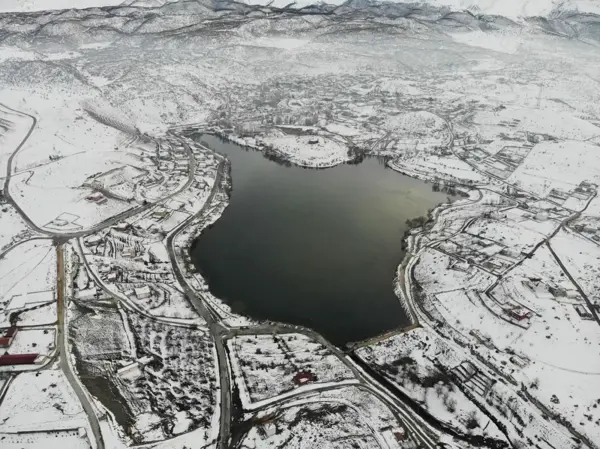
[2,0,599,19]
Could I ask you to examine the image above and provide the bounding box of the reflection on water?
[190,135,453,345]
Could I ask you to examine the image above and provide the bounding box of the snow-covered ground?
[228,333,357,409]
[0,239,57,329]
[0,369,93,448]
[1,2,600,448]
[259,133,351,168]
[241,386,415,449]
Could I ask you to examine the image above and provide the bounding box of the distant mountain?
[1,0,599,20]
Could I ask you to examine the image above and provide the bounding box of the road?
[56,245,105,449]
[166,157,233,449]
[1,102,42,234]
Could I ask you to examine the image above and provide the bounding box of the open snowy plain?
[1,0,600,448]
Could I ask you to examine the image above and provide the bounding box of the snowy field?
[260,134,350,168]
[0,369,92,445]
[227,333,356,408]
[0,239,56,328]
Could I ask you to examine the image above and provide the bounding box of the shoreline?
[182,128,468,349]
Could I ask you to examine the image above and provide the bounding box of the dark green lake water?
[190,134,452,345]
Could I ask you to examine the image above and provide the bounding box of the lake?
[190,134,453,345]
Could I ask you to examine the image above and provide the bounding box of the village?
[355,105,600,449]
[1,1,600,448]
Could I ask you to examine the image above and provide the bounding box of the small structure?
[448,258,472,273]
[506,306,532,321]
[382,427,407,447]
[138,355,154,365]
[510,354,530,368]
[114,222,130,231]
[86,192,108,205]
[121,247,136,258]
[151,208,170,220]
[293,371,316,386]
[75,288,97,301]
[393,427,407,442]
[135,286,152,299]
[0,326,18,348]
[308,137,319,145]
[534,211,549,222]
[574,304,593,320]
[469,330,493,349]
[117,361,142,381]
[0,353,39,366]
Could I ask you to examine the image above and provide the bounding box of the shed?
[75,288,97,301]
[0,353,39,365]
[293,371,316,386]
[135,286,152,299]
[0,326,18,348]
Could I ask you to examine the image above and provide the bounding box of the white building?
[75,288,97,300]
[135,286,152,299]
[117,362,142,381]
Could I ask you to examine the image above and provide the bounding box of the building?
[0,326,18,348]
[293,371,316,386]
[121,247,136,258]
[117,362,142,381]
[382,427,407,447]
[506,306,532,321]
[151,208,170,220]
[574,305,593,320]
[114,222,130,232]
[509,354,529,368]
[0,353,39,366]
[469,330,493,348]
[393,427,407,442]
[75,288,97,301]
[135,286,152,299]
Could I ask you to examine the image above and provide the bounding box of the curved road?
[166,157,233,449]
